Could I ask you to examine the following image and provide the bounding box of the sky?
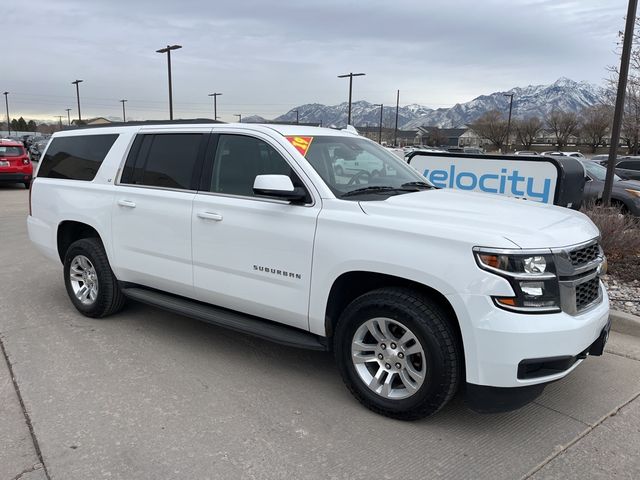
[3,0,630,123]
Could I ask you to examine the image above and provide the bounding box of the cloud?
[3,0,627,122]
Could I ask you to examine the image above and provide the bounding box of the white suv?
[28,123,610,419]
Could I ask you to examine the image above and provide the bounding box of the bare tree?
[620,82,640,154]
[580,105,612,153]
[545,110,580,149]
[513,116,543,149]
[607,18,640,154]
[469,110,509,150]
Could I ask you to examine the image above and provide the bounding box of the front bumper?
[465,319,610,413]
[447,286,610,388]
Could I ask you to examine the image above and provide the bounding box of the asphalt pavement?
[1,184,639,480]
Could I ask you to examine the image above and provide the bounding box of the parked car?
[581,160,640,215]
[541,151,585,159]
[591,155,640,180]
[462,147,484,155]
[591,154,631,162]
[590,154,621,162]
[0,139,33,188]
[612,157,640,180]
[333,148,386,177]
[514,151,539,156]
[28,124,610,420]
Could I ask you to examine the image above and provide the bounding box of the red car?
[0,139,33,189]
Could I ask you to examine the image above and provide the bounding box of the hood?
[359,189,599,249]
[614,179,640,191]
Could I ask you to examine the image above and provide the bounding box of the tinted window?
[38,134,118,180]
[0,145,24,157]
[209,135,298,197]
[618,160,640,170]
[123,134,204,189]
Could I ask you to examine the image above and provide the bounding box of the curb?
[610,309,640,338]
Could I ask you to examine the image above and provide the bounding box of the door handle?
[117,199,136,208]
[197,211,223,221]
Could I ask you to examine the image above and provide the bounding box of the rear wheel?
[63,238,125,318]
[334,287,461,420]
[23,181,31,189]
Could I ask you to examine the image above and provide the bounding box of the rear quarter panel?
[29,130,137,267]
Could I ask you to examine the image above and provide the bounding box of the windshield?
[0,146,24,157]
[583,161,621,181]
[299,135,430,198]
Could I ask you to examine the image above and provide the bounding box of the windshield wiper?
[401,181,437,189]
[341,186,419,198]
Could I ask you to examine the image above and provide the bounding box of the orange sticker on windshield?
[285,136,313,156]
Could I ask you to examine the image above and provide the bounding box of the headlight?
[474,248,561,313]
[624,188,640,198]
[523,256,546,274]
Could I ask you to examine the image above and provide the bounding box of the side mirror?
[253,174,308,202]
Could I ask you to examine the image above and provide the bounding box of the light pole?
[119,99,127,123]
[373,104,383,144]
[337,72,366,126]
[55,115,64,129]
[394,90,400,147]
[293,109,299,124]
[235,114,242,123]
[71,80,83,123]
[156,44,182,120]
[208,93,222,120]
[3,92,9,136]
[65,108,71,126]
[503,93,514,153]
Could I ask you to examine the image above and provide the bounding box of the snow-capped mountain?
[268,78,606,129]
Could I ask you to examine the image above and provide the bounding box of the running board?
[120,286,327,351]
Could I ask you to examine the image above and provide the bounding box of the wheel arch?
[324,271,463,352]
[57,220,103,263]
[610,195,632,213]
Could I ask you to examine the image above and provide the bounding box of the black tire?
[24,181,31,189]
[334,287,461,420]
[63,238,125,318]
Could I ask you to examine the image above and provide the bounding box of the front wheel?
[334,287,462,420]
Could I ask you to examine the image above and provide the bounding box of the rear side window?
[38,134,118,181]
[121,133,205,190]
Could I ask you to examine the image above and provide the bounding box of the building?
[458,129,492,148]
[356,126,418,146]
[71,117,113,126]
[416,126,468,147]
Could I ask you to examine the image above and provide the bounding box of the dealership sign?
[407,152,585,208]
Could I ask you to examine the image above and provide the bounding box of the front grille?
[569,243,600,266]
[575,277,600,311]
